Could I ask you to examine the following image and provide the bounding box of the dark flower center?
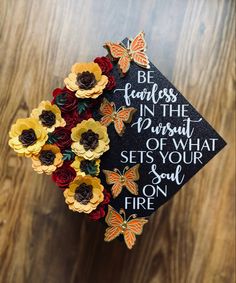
[39,110,56,127]
[77,71,97,90]
[19,128,37,147]
[74,183,93,204]
[80,129,99,151]
[39,150,56,165]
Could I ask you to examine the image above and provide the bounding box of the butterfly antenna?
[112,102,117,112]
[127,214,137,221]
[123,166,129,175]
[119,208,126,221]
[114,168,122,175]
[117,105,126,112]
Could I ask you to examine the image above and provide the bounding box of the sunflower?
[64,62,108,99]
[31,144,63,175]
[9,117,48,157]
[63,176,104,213]
[71,156,100,177]
[71,118,109,160]
[31,100,66,132]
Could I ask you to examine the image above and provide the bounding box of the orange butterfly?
[103,164,140,198]
[104,31,150,75]
[104,205,148,249]
[100,98,136,136]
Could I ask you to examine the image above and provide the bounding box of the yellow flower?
[31,144,63,175]
[71,118,109,160]
[31,100,66,132]
[64,176,104,213]
[64,62,108,99]
[9,117,48,157]
[71,156,100,177]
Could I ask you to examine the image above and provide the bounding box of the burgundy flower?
[52,163,76,189]
[105,75,116,91]
[63,109,93,130]
[88,189,111,221]
[52,87,78,113]
[103,189,111,205]
[53,127,72,150]
[89,205,106,221]
[94,57,113,74]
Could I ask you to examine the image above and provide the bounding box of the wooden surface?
[0,0,235,282]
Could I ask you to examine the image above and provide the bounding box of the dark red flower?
[53,127,72,150]
[88,189,111,221]
[63,109,93,130]
[52,163,76,189]
[105,75,116,91]
[103,189,111,205]
[89,205,106,221]
[52,87,78,113]
[62,111,80,130]
[94,57,113,74]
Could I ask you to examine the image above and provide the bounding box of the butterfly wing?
[113,107,136,136]
[132,51,150,69]
[113,118,125,137]
[124,218,148,249]
[104,205,123,242]
[123,230,136,249]
[129,32,150,69]
[125,164,140,181]
[104,42,127,59]
[127,218,148,235]
[118,54,131,74]
[124,164,140,195]
[103,170,123,198]
[129,31,147,52]
[100,98,114,127]
[104,42,131,74]
[117,107,137,123]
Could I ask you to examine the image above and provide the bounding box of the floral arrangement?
[9,57,115,220]
[9,33,151,249]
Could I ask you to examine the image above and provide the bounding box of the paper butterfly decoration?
[100,98,136,136]
[104,205,148,249]
[104,31,150,74]
[103,164,140,198]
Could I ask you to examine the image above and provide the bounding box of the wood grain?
[0,0,235,282]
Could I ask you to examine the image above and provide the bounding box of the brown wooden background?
[0,0,235,282]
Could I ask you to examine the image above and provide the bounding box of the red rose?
[103,189,111,204]
[52,87,78,113]
[53,127,72,150]
[94,57,113,74]
[88,189,111,221]
[89,205,105,221]
[63,109,93,130]
[52,163,76,189]
[62,111,80,130]
[105,75,116,91]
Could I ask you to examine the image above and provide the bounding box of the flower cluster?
[9,58,116,220]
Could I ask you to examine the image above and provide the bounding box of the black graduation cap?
[100,37,226,218]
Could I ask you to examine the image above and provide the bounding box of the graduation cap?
[99,32,226,240]
[8,32,226,250]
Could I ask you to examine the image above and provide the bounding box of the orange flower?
[64,62,108,99]
[31,144,63,175]
[9,117,48,157]
[31,100,65,133]
[71,118,110,160]
[64,176,104,213]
